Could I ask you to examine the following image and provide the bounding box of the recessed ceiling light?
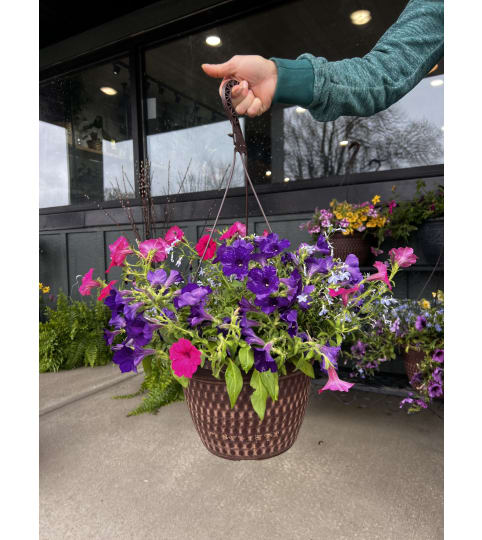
[265,170,272,177]
[295,107,306,113]
[205,35,221,47]
[430,79,444,87]
[339,140,349,146]
[284,177,290,183]
[441,126,444,131]
[100,86,117,95]
[350,10,371,25]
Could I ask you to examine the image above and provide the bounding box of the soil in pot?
[184,366,311,461]
[403,349,425,388]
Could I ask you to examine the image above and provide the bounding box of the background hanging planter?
[330,231,372,266]
[184,366,311,460]
[403,348,425,388]
[416,217,444,266]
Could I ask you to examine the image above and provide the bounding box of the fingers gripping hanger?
[195,79,273,276]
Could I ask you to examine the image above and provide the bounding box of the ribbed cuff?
[270,57,314,106]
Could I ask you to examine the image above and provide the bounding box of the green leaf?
[250,370,268,421]
[296,357,314,378]
[336,334,343,346]
[260,371,279,401]
[239,347,254,373]
[172,373,189,388]
[225,360,243,408]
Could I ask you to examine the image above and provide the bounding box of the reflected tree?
[283,105,443,180]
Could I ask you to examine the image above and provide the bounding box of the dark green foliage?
[39,293,113,372]
[114,356,184,416]
[375,181,444,246]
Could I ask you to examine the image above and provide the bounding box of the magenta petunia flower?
[389,247,418,268]
[219,221,246,240]
[139,237,168,262]
[164,226,184,245]
[79,268,101,296]
[329,285,360,306]
[365,261,392,290]
[195,235,217,260]
[106,236,133,273]
[388,200,397,214]
[370,247,384,257]
[169,338,202,378]
[98,280,118,301]
[318,366,354,394]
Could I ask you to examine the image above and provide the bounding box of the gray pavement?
[40,367,443,540]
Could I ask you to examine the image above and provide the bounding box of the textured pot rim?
[190,365,307,385]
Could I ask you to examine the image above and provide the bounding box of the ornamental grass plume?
[82,225,415,419]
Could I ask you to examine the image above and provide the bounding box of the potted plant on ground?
[300,195,390,265]
[388,290,444,412]
[80,225,416,459]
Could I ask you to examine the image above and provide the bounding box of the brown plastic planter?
[331,232,371,265]
[184,367,311,460]
[403,349,425,388]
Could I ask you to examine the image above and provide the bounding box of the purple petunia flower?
[147,269,182,288]
[279,269,303,308]
[215,239,254,279]
[428,380,443,398]
[390,318,401,335]
[316,235,331,255]
[280,309,298,337]
[410,372,423,386]
[242,327,265,347]
[112,339,155,373]
[104,329,121,346]
[344,254,363,284]
[254,233,290,259]
[173,283,211,310]
[305,256,334,278]
[188,304,214,327]
[253,342,277,373]
[350,340,366,356]
[247,265,279,297]
[124,316,155,346]
[254,294,281,315]
[432,349,444,363]
[109,313,126,329]
[415,315,427,331]
[319,344,341,371]
[104,287,128,314]
[432,367,443,384]
[123,302,144,321]
[239,296,258,314]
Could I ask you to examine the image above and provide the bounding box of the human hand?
[201,55,277,118]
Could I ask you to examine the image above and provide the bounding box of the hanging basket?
[330,231,372,266]
[184,367,311,460]
[403,348,425,388]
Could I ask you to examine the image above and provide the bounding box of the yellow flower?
[419,299,430,309]
[346,212,355,222]
[43,286,50,294]
[366,220,377,228]
[372,195,381,205]
[432,291,437,298]
[334,212,343,220]
[341,229,352,236]
[39,282,43,290]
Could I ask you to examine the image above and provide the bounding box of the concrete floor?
[40,367,443,540]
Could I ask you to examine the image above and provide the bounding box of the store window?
[143,0,443,194]
[39,57,134,208]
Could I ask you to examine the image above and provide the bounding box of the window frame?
[39,0,444,215]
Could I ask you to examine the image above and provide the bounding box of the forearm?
[271,0,444,121]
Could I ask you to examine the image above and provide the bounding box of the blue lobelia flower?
[297,285,315,310]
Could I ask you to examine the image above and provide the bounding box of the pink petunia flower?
[219,221,246,241]
[389,247,418,268]
[329,285,360,306]
[318,366,354,394]
[262,229,270,237]
[370,247,384,257]
[164,226,184,246]
[388,200,397,214]
[79,268,101,296]
[365,261,392,290]
[169,338,202,378]
[139,237,168,262]
[98,280,117,301]
[106,236,133,273]
[195,235,217,260]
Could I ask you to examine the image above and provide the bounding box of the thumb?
[202,60,233,79]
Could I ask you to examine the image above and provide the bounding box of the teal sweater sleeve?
[270,0,443,121]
